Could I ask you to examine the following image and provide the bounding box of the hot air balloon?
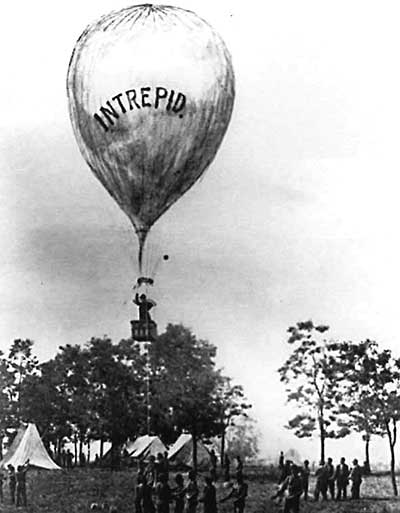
[67,4,235,274]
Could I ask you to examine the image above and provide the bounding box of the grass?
[1,467,400,513]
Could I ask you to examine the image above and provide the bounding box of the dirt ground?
[1,468,400,513]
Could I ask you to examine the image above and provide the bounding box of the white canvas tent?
[168,434,210,468]
[1,423,60,470]
[126,435,167,459]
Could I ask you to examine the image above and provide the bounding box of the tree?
[150,324,222,472]
[333,340,400,495]
[7,339,39,425]
[227,416,259,463]
[86,337,147,468]
[278,321,350,464]
[215,377,252,466]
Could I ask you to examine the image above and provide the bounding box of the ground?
[2,467,400,513]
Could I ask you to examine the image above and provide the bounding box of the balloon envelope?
[67,4,235,268]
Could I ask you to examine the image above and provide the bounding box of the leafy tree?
[150,324,222,472]
[215,377,252,466]
[86,337,147,468]
[278,321,350,464]
[333,340,400,495]
[227,416,259,462]
[7,339,39,425]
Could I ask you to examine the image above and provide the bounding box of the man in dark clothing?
[301,460,310,501]
[278,452,285,470]
[223,455,231,482]
[325,458,335,499]
[221,475,248,513]
[272,465,303,513]
[155,473,172,513]
[16,460,30,507]
[7,465,16,504]
[235,457,243,481]
[134,293,156,323]
[210,450,217,482]
[172,474,185,513]
[335,457,350,501]
[199,476,217,513]
[279,460,292,485]
[350,459,362,500]
[314,462,328,501]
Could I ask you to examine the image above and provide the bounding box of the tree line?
[279,320,400,495]
[0,324,251,470]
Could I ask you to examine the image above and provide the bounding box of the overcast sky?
[1,0,400,464]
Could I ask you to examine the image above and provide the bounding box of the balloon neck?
[136,228,149,274]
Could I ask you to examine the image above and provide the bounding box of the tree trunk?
[319,414,325,465]
[192,427,198,475]
[79,436,83,466]
[87,441,91,464]
[364,434,371,474]
[386,420,398,496]
[220,428,226,468]
[100,438,104,459]
[73,434,78,466]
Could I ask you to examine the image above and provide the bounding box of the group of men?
[274,453,364,513]
[134,452,248,513]
[0,460,30,507]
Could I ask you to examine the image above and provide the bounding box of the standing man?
[221,474,248,513]
[16,460,30,508]
[185,470,199,513]
[223,455,231,482]
[278,452,285,470]
[314,462,328,501]
[209,450,217,482]
[301,460,310,501]
[350,459,363,500]
[335,457,350,501]
[272,465,303,513]
[235,457,243,481]
[199,476,217,513]
[325,458,335,500]
[7,465,16,504]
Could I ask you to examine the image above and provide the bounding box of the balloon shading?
[67,4,235,271]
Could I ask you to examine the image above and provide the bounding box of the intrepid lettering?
[94,86,187,132]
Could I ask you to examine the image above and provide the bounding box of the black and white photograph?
[1,1,400,512]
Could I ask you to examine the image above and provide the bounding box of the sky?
[1,0,400,465]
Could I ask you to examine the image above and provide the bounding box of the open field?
[2,467,400,513]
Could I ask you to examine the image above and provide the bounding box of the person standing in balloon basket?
[135,293,156,323]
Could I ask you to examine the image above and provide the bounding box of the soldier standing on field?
[325,458,335,499]
[16,460,30,507]
[300,460,310,501]
[335,457,350,501]
[7,465,16,504]
[350,459,363,500]
[272,465,302,513]
[314,462,328,501]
